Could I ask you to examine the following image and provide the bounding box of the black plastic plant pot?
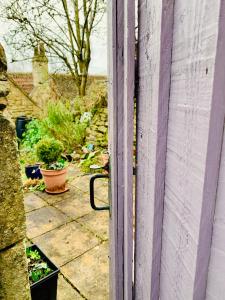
[16,116,31,139]
[25,165,42,180]
[27,245,59,300]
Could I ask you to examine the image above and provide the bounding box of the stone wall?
[7,77,41,119]
[86,108,108,148]
[0,44,31,300]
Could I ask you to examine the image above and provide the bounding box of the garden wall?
[0,55,31,299]
[86,107,108,148]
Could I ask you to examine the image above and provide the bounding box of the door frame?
[107,0,135,299]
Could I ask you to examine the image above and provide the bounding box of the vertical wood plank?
[123,0,135,299]
[206,130,225,300]
[198,1,225,298]
[159,1,225,299]
[134,0,174,299]
[107,0,124,299]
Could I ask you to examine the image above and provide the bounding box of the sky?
[0,10,108,75]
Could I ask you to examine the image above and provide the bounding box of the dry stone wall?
[86,108,108,148]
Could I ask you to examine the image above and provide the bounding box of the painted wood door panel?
[160,1,225,299]
[135,0,174,299]
[108,0,135,299]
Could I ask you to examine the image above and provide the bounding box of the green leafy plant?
[20,119,45,167]
[26,249,41,260]
[19,149,38,166]
[41,101,88,153]
[22,119,44,150]
[79,151,100,173]
[27,180,46,192]
[36,138,64,169]
[26,248,52,284]
[48,159,67,170]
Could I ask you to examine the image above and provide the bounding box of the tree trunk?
[79,73,88,96]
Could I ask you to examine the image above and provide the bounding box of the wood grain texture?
[206,128,225,300]
[205,1,225,299]
[159,1,225,299]
[134,0,174,299]
[123,0,135,299]
[107,0,124,299]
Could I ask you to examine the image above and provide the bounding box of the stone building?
[6,43,59,119]
[5,43,106,120]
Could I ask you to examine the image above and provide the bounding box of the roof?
[8,73,106,100]
[9,73,33,94]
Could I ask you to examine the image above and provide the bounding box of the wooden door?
[107,0,135,299]
[108,0,225,299]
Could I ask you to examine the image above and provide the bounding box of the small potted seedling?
[26,245,59,300]
[36,138,68,194]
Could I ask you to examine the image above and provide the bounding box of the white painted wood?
[107,0,124,299]
[134,0,174,299]
[206,3,225,299]
[206,126,225,300]
[108,0,135,298]
[160,1,225,299]
[123,0,135,299]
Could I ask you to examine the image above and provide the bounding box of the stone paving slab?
[67,165,82,178]
[33,221,100,267]
[25,164,109,299]
[24,193,47,213]
[71,175,109,204]
[54,191,92,220]
[35,188,75,205]
[93,178,109,204]
[77,211,109,241]
[26,206,71,239]
[61,242,109,300]
[71,175,108,202]
[70,175,91,193]
[57,275,84,300]
[54,190,105,221]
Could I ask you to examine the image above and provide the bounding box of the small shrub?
[36,138,64,167]
[41,101,88,153]
[20,119,45,167]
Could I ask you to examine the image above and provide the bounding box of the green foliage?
[36,138,64,167]
[41,101,88,153]
[79,151,100,173]
[26,248,52,284]
[26,249,41,260]
[48,159,67,170]
[27,180,46,192]
[22,119,44,150]
[19,149,38,166]
[20,119,44,166]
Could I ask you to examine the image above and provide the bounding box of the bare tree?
[0,0,106,96]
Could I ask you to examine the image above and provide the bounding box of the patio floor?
[24,165,109,300]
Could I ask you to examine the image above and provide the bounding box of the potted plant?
[26,244,59,300]
[36,138,68,194]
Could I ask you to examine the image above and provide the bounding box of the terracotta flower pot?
[40,168,68,194]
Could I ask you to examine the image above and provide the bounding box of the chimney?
[32,43,49,87]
